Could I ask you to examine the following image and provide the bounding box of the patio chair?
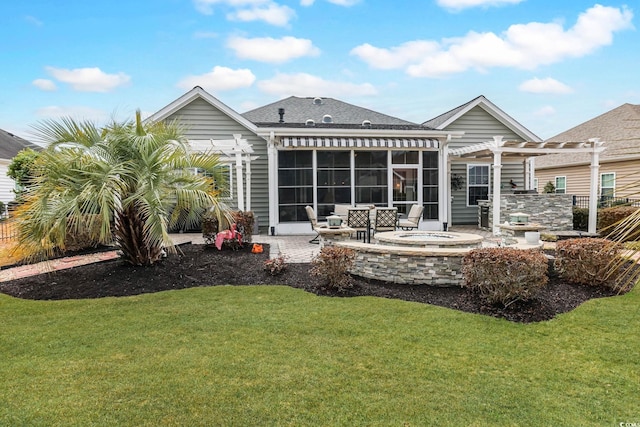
[398,204,424,230]
[305,205,327,244]
[347,208,370,242]
[372,208,398,235]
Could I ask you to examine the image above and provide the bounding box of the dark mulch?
[0,243,630,323]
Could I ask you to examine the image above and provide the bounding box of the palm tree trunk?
[115,204,163,266]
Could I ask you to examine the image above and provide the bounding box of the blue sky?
[2,0,637,140]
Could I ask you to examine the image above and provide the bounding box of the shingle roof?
[0,129,40,160]
[242,96,430,130]
[535,103,640,168]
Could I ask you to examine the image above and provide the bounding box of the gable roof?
[423,95,542,142]
[535,103,640,169]
[0,129,40,160]
[146,86,258,132]
[242,96,429,130]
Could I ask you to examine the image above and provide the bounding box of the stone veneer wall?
[478,194,573,231]
[336,242,466,286]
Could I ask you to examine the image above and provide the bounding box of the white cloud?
[300,0,314,5]
[227,36,320,63]
[193,0,295,26]
[228,3,295,26]
[257,72,377,98]
[25,15,43,26]
[45,66,131,92]
[350,41,440,69]
[32,79,57,91]
[177,66,256,92]
[533,105,556,117]
[437,0,523,11]
[519,77,573,94]
[352,5,634,78]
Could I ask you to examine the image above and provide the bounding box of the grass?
[1,285,639,426]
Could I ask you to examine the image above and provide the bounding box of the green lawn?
[1,285,638,426]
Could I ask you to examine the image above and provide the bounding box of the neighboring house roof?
[423,95,542,142]
[145,86,258,132]
[242,96,430,130]
[0,128,40,160]
[536,103,640,169]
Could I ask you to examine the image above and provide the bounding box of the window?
[355,151,387,207]
[555,176,566,194]
[192,165,233,199]
[278,151,313,222]
[600,172,615,198]
[422,151,438,219]
[534,178,539,192]
[467,164,489,206]
[317,151,351,217]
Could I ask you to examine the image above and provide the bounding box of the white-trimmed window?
[600,172,615,198]
[192,165,233,199]
[555,176,566,194]
[467,164,490,206]
[534,178,539,192]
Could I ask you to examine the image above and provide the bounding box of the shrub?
[202,209,253,249]
[462,248,548,306]
[597,206,640,241]
[555,238,622,289]
[264,255,287,276]
[573,207,589,231]
[310,246,356,291]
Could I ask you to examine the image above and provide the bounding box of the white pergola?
[189,134,258,212]
[448,136,606,235]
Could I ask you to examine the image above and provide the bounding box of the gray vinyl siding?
[0,162,15,204]
[445,106,528,225]
[166,98,269,231]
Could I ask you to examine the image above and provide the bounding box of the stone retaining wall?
[336,241,467,286]
[479,194,573,231]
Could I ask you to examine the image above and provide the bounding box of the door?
[392,167,418,216]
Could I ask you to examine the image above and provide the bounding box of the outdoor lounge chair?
[398,204,424,230]
[372,207,398,235]
[305,205,327,244]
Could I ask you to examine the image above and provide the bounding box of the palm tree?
[16,111,229,266]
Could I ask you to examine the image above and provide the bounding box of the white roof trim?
[146,86,258,133]
[436,96,542,142]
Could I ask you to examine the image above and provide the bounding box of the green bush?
[597,206,640,241]
[572,207,589,231]
[555,238,622,289]
[462,248,549,306]
[310,246,356,291]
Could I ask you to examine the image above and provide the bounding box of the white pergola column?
[440,136,451,231]
[232,135,245,212]
[491,136,504,235]
[244,155,252,212]
[588,138,602,234]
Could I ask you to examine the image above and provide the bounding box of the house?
[0,128,40,205]
[148,88,541,234]
[423,95,542,225]
[534,103,640,204]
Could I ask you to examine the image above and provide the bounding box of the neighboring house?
[0,128,40,205]
[148,88,540,234]
[534,103,640,203]
[423,95,542,225]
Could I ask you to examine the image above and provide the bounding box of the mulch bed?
[0,243,631,323]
